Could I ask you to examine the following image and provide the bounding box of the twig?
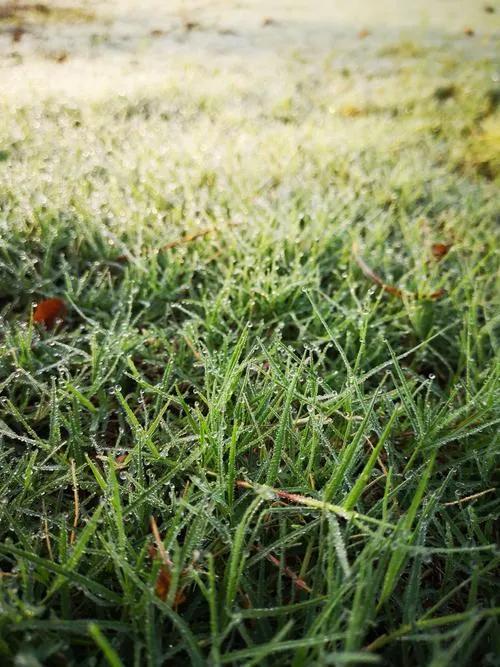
[353,244,446,301]
[70,459,79,546]
[443,488,495,507]
[366,435,388,476]
[150,516,172,566]
[183,335,201,361]
[42,500,54,560]
[258,545,312,592]
[161,227,215,250]
[160,220,241,252]
[116,221,241,262]
[236,480,395,528]
[353,250,403,298]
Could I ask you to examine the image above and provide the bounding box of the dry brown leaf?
[149,517,186,607]
[431,243,452,260]
[115,453,128,467]
[54,51,68,63]
[33,298,66,328]
[12,26,25,43]
[155,564,172,601]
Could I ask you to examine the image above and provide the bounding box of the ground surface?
[0,1,499,665]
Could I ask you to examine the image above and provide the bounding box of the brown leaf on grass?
[155,563,172,600]
[45,50,69,63]
[115,453,128,467]
[149,517,186,606]
[52,51,68,63]
[181,15,200,32]
[153,562,187,606]
[358,29,371,39]
[11,26,26,43]
[33,297,66,328]
[427,288,446,300]
[463,27,475,36]
[431,243,452,260]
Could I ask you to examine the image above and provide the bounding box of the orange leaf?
[173,589,187,607]
[149,517,187,607]
[155,565,172,601]
[154,564,186,606]
[33,298,66,328]
[115,453,128,467]
[428,288,446,300]
[431,243,452,260]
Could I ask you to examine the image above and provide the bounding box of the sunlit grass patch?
[378,39,428,58]
[460,116,500,179]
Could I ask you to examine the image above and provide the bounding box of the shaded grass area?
[0,2,93,24]
[0,18,499,667]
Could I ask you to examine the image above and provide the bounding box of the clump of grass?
[378,39,427,58]
[433,84,457,102]
[460,117,500,179]
[0,2,94,25]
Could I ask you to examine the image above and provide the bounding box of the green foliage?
[0,4,499,664]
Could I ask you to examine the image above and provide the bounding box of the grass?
[0,2,94,25]
[0,1,499,665]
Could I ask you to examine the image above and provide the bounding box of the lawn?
[0,1,499,665]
